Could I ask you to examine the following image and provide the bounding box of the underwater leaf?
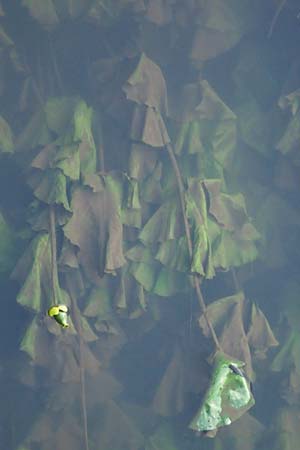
[153,266,190,297]
[63,180,126,282]
[271,331,300,374]
[84,278,114,319]
[11,233,69,311]
[247,302,279,359]
[128,142,160,181]
[73,99,97,175]
[45,97,77,136]
[27,168,71,211]
[20,317,42,360]
[152,344,205,417]
[211,229,259,270]
[114,265,147,318]
[130,103,170,147]
[199,292,278,379]
[139,198,183,245]
[0,115,14,153]
[123,52,168,114]
[189,352,255,435]
[174,80,236,177]
[20,317,56,365]
[106,172,142,228]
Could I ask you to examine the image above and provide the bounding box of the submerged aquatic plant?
[1,1,299,449]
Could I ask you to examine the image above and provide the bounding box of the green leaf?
[45,97,77,135]
[84,280,113,319]
[20,317,40,359]
[106,173,142,228]
[27,168,71,211]
[12,233,69,312]
[73,100,97,175]
[199,292,278,379]
[189,352,254,435]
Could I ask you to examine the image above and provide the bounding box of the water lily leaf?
[0,115,13,153]
[73,100,97,175]
[189,352,255,435]
[139,198,183,245]
[174,80,236,176]
[128,142,160,181]
[153,266,190,297]
[123,52,168,114]
[114,265,147,317]
[27,168,71,211]
[106,172,141,228]
[130,103,170,147]
[11,233,69,311]
[199,292,278,379]
[84,277,114,319]
[139,178,216,278]
[45,97,78,136]
[211,228,259,269]
[152,344,206,417]
[63,180,126,282]
[271,330,300,374]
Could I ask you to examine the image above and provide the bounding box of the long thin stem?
[66,277,90,450]
[165,143,222,352]
[49,205,59,305]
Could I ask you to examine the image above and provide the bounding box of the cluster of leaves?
[0,0,300,449]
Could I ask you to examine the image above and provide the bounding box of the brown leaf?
[123,52,168,114]
[63,180,126,283]
[130,104,170,147]
[199,292,278,379]
[152,343,210,417]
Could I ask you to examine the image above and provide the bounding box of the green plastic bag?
[189,352,255,437]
